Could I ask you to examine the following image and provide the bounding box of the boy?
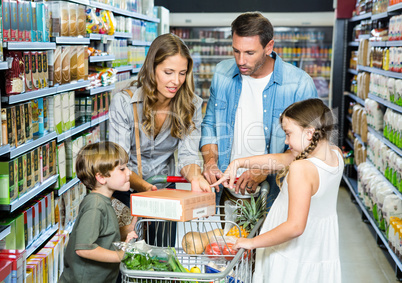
[59,141,137,283]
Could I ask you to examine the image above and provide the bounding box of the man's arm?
[201,143,222,192]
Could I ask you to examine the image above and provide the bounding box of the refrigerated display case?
[171,25,333,113]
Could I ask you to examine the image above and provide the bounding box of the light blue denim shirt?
[200,51,318,174]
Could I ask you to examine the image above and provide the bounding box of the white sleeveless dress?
[253,150,344,283]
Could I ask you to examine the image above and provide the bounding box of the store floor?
[338,186,399,282]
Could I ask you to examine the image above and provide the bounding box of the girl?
[212,98,343,283]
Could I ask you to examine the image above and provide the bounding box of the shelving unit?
[25,224,59,258]
[0,226,11,242]
[334,4,402,280]
[56,177,80,197]
[52,37,90,45]
[89,55,116,63]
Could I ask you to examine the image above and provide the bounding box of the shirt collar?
[231,51,283,85]
[129,86,144,104]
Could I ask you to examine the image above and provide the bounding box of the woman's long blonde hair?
[131,33,196,139]
[275,99,335,187]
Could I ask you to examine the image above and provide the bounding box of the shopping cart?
[120,175,269,283]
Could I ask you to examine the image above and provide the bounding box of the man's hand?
[235,169,268,195]
[203,161,223,192]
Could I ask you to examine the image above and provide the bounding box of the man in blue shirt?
[200,12,318,207]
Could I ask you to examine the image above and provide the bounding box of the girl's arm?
[180,163,211,192]
[76,247,124,263]
[233,160,318,250]
[211,150,295,190]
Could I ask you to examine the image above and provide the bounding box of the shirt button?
[265,127,268,130]
[264,110,267,113]
[215,104,217,106]
[264,95,267,98]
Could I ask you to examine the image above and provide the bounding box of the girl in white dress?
[212,98,343,283]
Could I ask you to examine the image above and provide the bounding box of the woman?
[108,33,210,247]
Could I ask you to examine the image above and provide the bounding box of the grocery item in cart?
[130,189,215,221]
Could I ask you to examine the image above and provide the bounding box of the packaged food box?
[131,189,216,222]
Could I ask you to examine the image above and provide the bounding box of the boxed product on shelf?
[30,1,37,42]
[68,3,77,37]
[16,154,26,196]
[53,94,62,134]
[23,0,31,42]
[31,99,39,135]
[5,51,25,95]
[0,250,26,283]
[31,51,40,90]
[42,51,49,87]
[25,150,32,190]
[29,201,39,240]
[70,46,77,81]
[17,0,24,41]
[33,198,46,234]
[47,96,54,132]
[0,260,13,282]
[26,257,43,283]
[0,159,18,205]
[49,140,56,177]
[53,46,62,85]
[41,143,48,182]
[32,147,39,185]
[77,4,86,37]
[24,51,33,91]
[5,106,16,146]
[3,0,11,42]
[26,263,38,283]
[56,142,66,188]
[15,104,25,147]
[69,91,75,128]
[1,109,6,146]
[36,98,44,136]
[61,92,69,131]
[61,46,70,85]
[0,214,24,249]
[31,252,52,283]
[43,97,48,131]
[19,205,33,247]
[77,46,85,80]
[43,242,59,283]
[10,0,18,41]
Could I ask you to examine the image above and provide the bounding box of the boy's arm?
[76,247,124,263]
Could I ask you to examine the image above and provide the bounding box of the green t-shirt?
[59,192,121,283]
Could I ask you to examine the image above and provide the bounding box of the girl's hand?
[233,237,254,250]
[125,231,138,243]
[210,161,239,189]
[190,175,212,192]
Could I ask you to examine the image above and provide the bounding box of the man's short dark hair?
[231,12,274,47]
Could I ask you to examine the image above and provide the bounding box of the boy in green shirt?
[59,141,137,283]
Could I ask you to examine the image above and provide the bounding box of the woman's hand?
[233,237,254,250]
[210,160,239,190]
[125,231,138,243]
[190,175,212,192]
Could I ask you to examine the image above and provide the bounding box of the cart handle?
[146,175,240,185]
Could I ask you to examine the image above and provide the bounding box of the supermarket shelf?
[67,0,90,4]
[388,3,402,12]
[348,68,358,75]
[357,65,402,79]
[368,93,402,114]
[4,42,56,50]
[183,38,232,43]
[89,55,115,63]
[56,178,80,197]
[343,174,402,274]
[57,122,91,143]
[192,55,233,59]
[354,133,366,148]
[0,226,11,242]
[0,144,10,156]
[0,174,58,213]
[89,34,115,41]
[64,221,75,234]
[368,126,402,157]
[369,41,387,47]
[26,224,59,258]
[358,34,370,40]
[3,80,92,104]
[2,87,57,104]
[52,36,90,44]
[115,65,134,73]
[88,84,115,95]
[345,138,354,149]
[56,80,90,93]
[344,91,366,106]
[132,67,142,73]
[386,40,402,47]
[131,40,152,46]
[90,114,109,127]
[88,0,111,10]
[348,41,359,47]
[114,32,133,39]
[371,11,389,21]
[8,131,57,159]
[0,61,8,70]
[366,159,402,201]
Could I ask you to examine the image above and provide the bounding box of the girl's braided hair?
[275,98,335,187]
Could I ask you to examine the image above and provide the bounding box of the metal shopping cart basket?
[120,176,269,283]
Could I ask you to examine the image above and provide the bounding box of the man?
[200,12,318,207]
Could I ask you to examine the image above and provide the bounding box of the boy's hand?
[125,231,138,243]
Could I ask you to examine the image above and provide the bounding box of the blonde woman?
[109,33,210,246]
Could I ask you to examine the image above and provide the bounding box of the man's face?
[232,33,274,78]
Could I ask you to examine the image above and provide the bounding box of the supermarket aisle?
[338,186,399,283]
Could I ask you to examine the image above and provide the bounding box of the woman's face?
[155,54,188,102]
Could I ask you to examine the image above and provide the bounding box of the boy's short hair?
[76,141,129,190]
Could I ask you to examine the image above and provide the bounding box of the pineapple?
[226,195,266,238]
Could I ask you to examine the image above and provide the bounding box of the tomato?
[205,242,223,259]
[223,243,252,261]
